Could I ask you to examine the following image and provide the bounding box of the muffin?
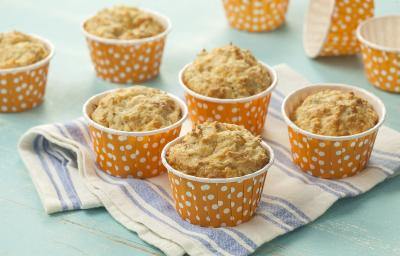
[91,86,182,132]
[179,44,277,135]
[183,44,272,99]
[0,31,49,69]
[0,31,54,112]
[291,90,379,136]
[82,6,171,83]
[84,5,165,40]
[162,121,274,227]
[282,84,385,179]
[83,86,187,178]
[166,122,269,178]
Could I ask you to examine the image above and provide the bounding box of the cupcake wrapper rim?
[303,0,374,58]
[303,0,335,58]
[356,15,400,53]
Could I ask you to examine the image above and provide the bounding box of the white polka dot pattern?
[320,0,374,56]
[288,126,378,179]
[85,37,166,84]
[167,171,267,227]
[88,125,182,178]
[185,93,271,135]
[359,44,400,93]
[0,64,50,113]
[222,0,289,32]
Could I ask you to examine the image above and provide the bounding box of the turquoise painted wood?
[0,0,399,255]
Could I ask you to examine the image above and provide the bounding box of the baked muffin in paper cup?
[162,137,274,227]
[281,84,386,179]
[303,0,374,58]
[222,0,289,32]
[179,62,277,135]
[83,88,188,178]
[0,34,54,113]
[357,15,400,93]
[82,9,171,84]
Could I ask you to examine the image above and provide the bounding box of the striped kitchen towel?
[18,64,400,256]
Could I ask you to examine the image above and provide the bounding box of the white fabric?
[18,65,400,256]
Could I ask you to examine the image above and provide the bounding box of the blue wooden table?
[1,0,399,255]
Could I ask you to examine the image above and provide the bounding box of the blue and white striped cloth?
[18,65,400,256]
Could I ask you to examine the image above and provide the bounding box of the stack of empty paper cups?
[303,0,374,58]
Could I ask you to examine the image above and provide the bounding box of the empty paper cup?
[281,84,385,179]
[179,62,277,135]
[83,88,188,178]
[357,15,400,93]
[304,0,374,58]
[162,137,274,227]
[221,0,289,32]
[0,34,54,113]
[82,9,171,84]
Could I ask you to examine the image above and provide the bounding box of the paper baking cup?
[179,62,277,135]
[162,137,274,227]
[357,15,400,93]
[282,84,385,179]
[82,9,171,84]
[0,35,54,113]
[221,0,289,32]
[83,88,188,178]
[304,0,374,58]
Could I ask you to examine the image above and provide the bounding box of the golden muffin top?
[183,45,272,99]
[0,31,49,69]
[84,5,165,40]
[291,89,379,136]
[91,86,182,132]
[166,122,269,178]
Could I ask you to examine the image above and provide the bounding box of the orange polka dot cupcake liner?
[357,15,400,93]
[179,62,277,135]
[282,84,386,179]
[0,35,54,113]
[162,138,275,227]
[222,0,289,32]
[82,9,171,84]
[304,0,374,58]
[83,88,188,179]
